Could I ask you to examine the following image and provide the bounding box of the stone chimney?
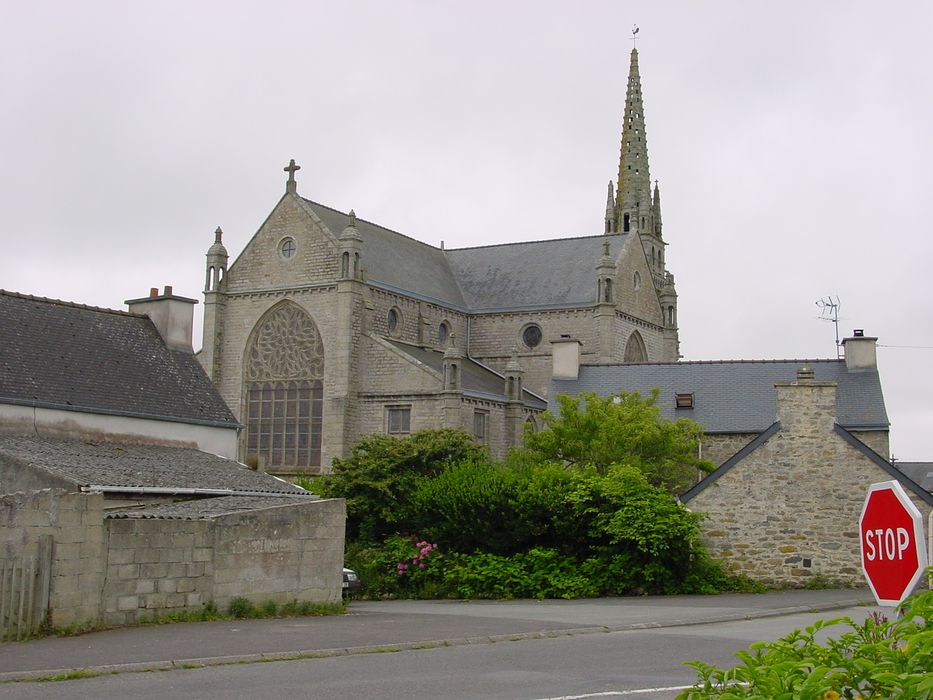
[126,286,198,352]
[841,329,878,371]
[551,335,582,380]
[773,365,838,433]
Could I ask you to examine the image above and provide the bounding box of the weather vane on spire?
[631,25,639,47]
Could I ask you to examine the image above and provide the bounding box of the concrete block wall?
[101,498,345,624]
[0,490,106,626]
[102,518,214,626]
[211,498,345,607]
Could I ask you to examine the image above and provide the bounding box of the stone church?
[199,48,678,474]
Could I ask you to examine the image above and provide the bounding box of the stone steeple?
[613,48,653,236]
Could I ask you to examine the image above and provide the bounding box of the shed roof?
[0,435,308,496]
[0,291,237,428]
[107,494,312,520]
[549,359,889,433]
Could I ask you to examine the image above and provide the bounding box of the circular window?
[438,321,450,346]
[279,237,297,259]
[522,324,542,349]
[387,308,401,335]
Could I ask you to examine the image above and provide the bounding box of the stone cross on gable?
[284,159,301,193]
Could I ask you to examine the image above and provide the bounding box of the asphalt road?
[0,606,875,700]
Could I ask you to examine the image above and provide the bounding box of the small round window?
[522,324,542,349]
[438,321,450,346]
[387,308,401,335]
[280,237,297,259]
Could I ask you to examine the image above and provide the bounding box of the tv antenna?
[815,295,842,358]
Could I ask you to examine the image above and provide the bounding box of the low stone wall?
[1,489,345,628]
[102,498,345,625]
[0,490,106,626]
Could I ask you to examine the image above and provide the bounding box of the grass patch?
[28,669,118,683]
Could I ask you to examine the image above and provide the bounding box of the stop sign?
[859,480,928,606]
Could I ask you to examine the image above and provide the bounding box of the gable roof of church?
[0,290,237,428]
[0,435,309,496]
[302,199,628,312]
[387,340,547,408]
[548,359,889,434]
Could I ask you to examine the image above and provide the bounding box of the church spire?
[652,180,662,239]
[613,48,652,235]
[604,181,615,233]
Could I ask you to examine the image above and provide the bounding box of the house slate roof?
[0,435,309,496]
[0,291,238,428]
[107,494,312,520]
[549,359,889,434]
[303,199,626,311]
[386,340,548,409]
[893,462,933,494]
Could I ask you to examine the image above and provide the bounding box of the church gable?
[224,194,340,294]
[613,232,663,326]
[359,334,444,395]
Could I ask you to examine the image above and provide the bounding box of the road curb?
[0,597,872,683]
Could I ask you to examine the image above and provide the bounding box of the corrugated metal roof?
[0,436,308,495]
[549,359,889,433]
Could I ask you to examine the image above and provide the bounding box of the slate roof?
[303,199,625,311]
[549,359,889,433]
[0,435,310,495]
[386,340,547,408]
[893,462,933,494]
[0,291,237,427]
[445,235,628,311]
[107,495,312,520]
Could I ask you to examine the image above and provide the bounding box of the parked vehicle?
[342,567,361,595]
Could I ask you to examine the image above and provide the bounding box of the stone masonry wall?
[700,433,759,467]
[687,381,932,586]
[0,490,106,626]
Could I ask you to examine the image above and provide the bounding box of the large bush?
[523,390,714,494]
[316,429,485,542]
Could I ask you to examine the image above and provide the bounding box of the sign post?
[859,481,928,607]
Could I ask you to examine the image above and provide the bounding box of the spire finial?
[284,159,301,193]
[631,25,639,48]
[349,209,357,226]
[214,226,223,243]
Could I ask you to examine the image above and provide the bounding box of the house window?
[387,406,411,435]
[675,393,694,409]
[244,302,325,469]
[473,410,488,442]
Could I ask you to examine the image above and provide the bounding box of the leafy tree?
[317,429,486,543]
[523,389,714,493]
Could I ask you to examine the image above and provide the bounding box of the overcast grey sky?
[2,1,931,459]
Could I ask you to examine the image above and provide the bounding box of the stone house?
[547,333,932,585]
[0,289,345,629]
[198,48,679,475]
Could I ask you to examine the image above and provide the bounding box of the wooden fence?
[0,535,52,641]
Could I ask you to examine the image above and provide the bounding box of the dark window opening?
[675,393,694,409]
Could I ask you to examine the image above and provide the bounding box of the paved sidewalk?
[0,589,875,682]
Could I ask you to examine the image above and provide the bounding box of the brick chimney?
[841,329,878,371]
[125,286,198,352]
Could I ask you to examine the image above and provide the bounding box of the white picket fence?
[0,535,52,641]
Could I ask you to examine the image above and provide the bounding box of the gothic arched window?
[623,330,648,363]
[244,302,324,469]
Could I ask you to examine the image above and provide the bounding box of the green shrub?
[227,596,256,619]
[317,429,485,543]
[677,587,933,699]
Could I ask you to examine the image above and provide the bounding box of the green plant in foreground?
[677,586,933,699]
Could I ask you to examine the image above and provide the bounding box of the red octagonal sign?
[859,481,928,606]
